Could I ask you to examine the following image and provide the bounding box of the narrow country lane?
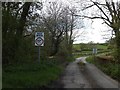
[61,57,91,88]
[61,57,120,89]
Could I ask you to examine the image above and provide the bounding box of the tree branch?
[15,4,25,18]
[74,14,108,21]
[91,0,111,23]
[82,4,94,11]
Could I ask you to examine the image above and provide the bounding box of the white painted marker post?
[93,48,97,54]
[93,48,97,63]
[35,32,44,63]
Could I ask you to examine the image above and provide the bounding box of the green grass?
[73,54,83,58]
[96,44,108,50]
[86,56,120,82]
[73,44,108,51]
[86,56,96,64]
[73,43,110,58]
[3,62,63,88]
[73,44,80,49]
[67,56,75,62]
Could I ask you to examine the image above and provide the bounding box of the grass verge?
[86,56,120,82]
[3,61,63,88]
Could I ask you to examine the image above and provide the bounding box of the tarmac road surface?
[61,57,119,89]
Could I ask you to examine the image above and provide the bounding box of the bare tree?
[80,0,120,63]
[40,2,66,56]
[59,6,77,55]
[61,7,77,43]
[39,1,78,56]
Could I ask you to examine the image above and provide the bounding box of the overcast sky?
[64,0,113,44]
[42,0,119,43]
[73,19,112,44]
[64,0,115,44]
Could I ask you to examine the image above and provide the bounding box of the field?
[73,43,108,50]
[73,43,110,58]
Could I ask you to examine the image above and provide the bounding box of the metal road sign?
[35,32,44,46]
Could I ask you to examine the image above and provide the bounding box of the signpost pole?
[35,32,44,63]
[38,46,40,63]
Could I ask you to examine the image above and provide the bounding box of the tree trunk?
[13,2,32,62]
[16,2,32,36]
[115,30,120,63]
[15,2,32,49]
[50,40,59,56]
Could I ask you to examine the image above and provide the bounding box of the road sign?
[35,32,44,46]
[93,48,97,54]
